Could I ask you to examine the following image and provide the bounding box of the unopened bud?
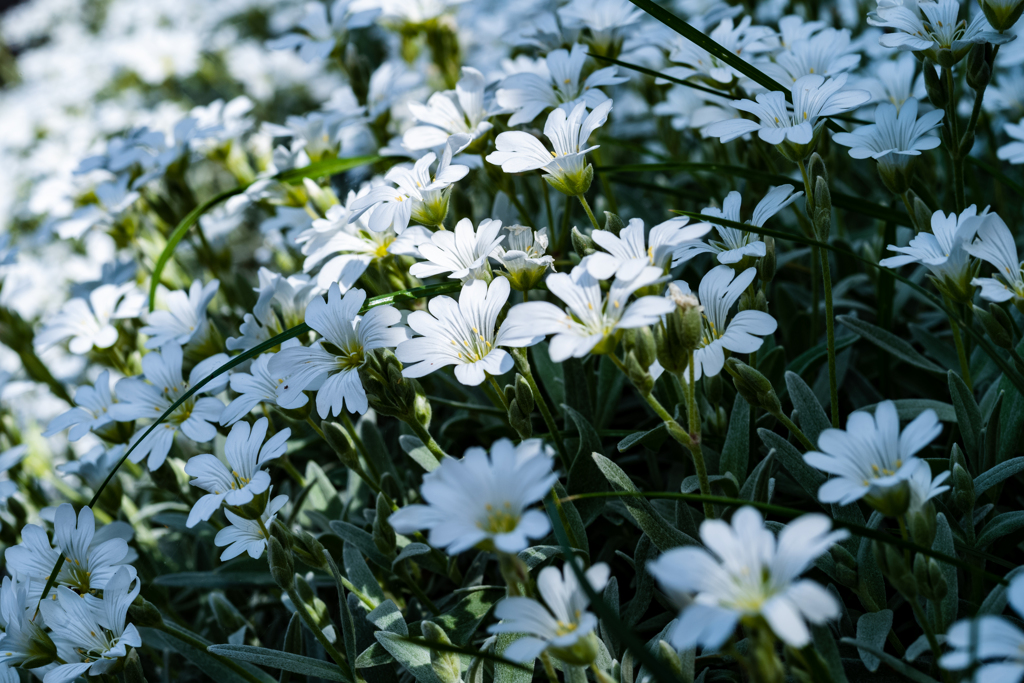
[951,461,975,514]
[545,163,594,197]
[625,350,654,395]
[924,64,947,109]
[967,43,993,90]
[657,641,683,678]
[981,0,1024,31]
[907,500,937,547]
[625,326,657,370]
[269,536,295,589]
[813,177,831,241]
[604,211,626,236]
[908,191,932,234]
[323,421,359,469]
[128,596,165,627]
[509,399,533,440]
[124,648,147,683]
[864,479,911,518]
[303,178,340,215]
[295,530,329,569]
[572,227,596,258]
[655,284,703,374]
[514,374,534,414]
[724,358,781,416]
[831,545,858,587]
[809,152,829,186]
[373,494,397,556]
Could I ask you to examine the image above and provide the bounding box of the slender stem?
[342,412,380,479]
[284,583,351,669]
[487,374,510,411]
[540,654,560,683]
[305,414,325,440]
[513,348,570,468]
[686,354,714,520]
[577,194,601,232]
[406,419,448,463]
[559,194,573,255]
[541,179,555,232]
[506,175,533,226]
[774,411,816,451]
[590,147,618,216]
[819,247,840,427]
[944,65,965,213]
[900,192,918,231]
[908,596,943,672]
[946,302,974,392]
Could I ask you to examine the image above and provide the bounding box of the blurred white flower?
[36,283,144,355]
[141,279,219,350]
[215,493,288,560]
[403,67,502,150]
[586,216,710,280]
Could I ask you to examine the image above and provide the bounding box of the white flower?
[351,135,471,232]
[762,28,861,84]
[108,345,228,471]
[487,100,612,196]
[705,74,870,153]
[488,562,611,663]
[503,265,673,362]
[868,0,1007,60]
[585,217,711,280]
[35,283,145,355]
[140,279,219,350]
[220,348,309,426]
[0,576,54,669]
[557,0,644,52]
[403,67,502,150]
[367,61,424,120]
[44,370,120,441]
[803,400,942,505]
[409,217,505,282]
[906,458,951,512]
[833,98,944,191]
[648,507,847,650]
[686,186,802,265]
[58,445,126,491]
[227,268,322,352]
[389,438,557,555]
[397,276,541,385]
[664,17,773,87]
[997,120,1024,164]
[880,205,983,299]
[495,43,627,126]
[651,86,738,136]
[264,110,364,162]
[184,417,290,528]
[215,493,288,560]
[298,188,433,292]
[266,0,379,62]
[666,267,778,380]
[492,225,555,291]
[941,573,1024,681]
[5,504,134,595]
[965,213,1024,302]
[39,566,142,683]
[856,53,920,110]
[268,285,407,418]
[57,175,140,240]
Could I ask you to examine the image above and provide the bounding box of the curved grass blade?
[672,208,1024,396]
[558,491,1008,583]
[967,156,1024,198]
[148,155,380,311]
[391,636,534,673]
[37,280,460,605]
[589,52,731,98]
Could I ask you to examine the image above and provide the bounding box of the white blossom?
[585,216,711,280]
[409,217,505,282]
[686,186,802,265]
[36,283,145,355]
[215,493,288,560]
[140,279,219,350]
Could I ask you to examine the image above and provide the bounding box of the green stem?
[577,193,601,232]
[819,246,840,427]
[774,411,816,451]
[560,194,573,255]
[157,622,268,683]
[513,348,570,468]
[284,583,351,671]
[944,65,965,213]
[900,192,918,231]
[946,299,973,392]
[487,374,510,411]
[407,419,448,463]
[686,353,714,520]
[591,147,618,215]
[908,596,943,674]
[541,178,556,232]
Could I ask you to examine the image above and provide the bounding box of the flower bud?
[412,186,453,228]
[876,541,917,597]
[544,163,594,197]
[625,350,654,395]
[323,420,360,470]
[813,176,831,241]
[924,64,947,109]
[864,479,911,518]
[128,596,165,627]
[123,648,146,683]
[571,226,596,258]
[980,0,1023,35]
[302,178,340,215]
[508,399,533,439]
[18,625,58,669]
[422,621,462,683]
[655,284,703,374]
[758,236,776,284]
[360,349,421,421]
[604,211,626,236]
[657,641,684,679]
[295,530,329,570]
[907,500,937,547]
[724,358,782,416]
[624,326,657,371]
[514,374,535,414]
[975,304,1013,349]
[373,493,397,556]
[951,461,975,515]
[809,152,829,187]
[550,631,600,666]
[209,591,250,639]
[268,536,295,590]
[704,373,723,407]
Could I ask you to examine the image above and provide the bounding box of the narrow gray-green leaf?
[838,316,944,374]
[719,394,750,484]
[207,645,351,682]
[839,639,940,683]
[855,610,892,672]
[976,511,1024,548]
[785,371,830,445]
[949,370,982,462]
[975,457,1024,497]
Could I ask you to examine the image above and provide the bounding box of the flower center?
[478,502,519,534]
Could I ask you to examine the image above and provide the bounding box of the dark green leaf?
[840,639,940,683]
[949,371,982,463]
[785,371,830,445]
[720,394,750,485]
[975,457,1024,497]
[837,316,945,374]
[855,610,892,672]
[207,645,351,682]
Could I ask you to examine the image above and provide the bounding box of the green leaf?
[856,399,957,423]
[154,571,277,588]
[785,371,830,445]
[836,315,945,374]
[739,450,775,504]
[432,586,503,646]
[368,600,408,635]
[207,645,351,682]
[494,634,535,683]
[622,536,655,628]
[373,632,446,683]
[139,625,276,683]
[399,435,440,472]
[975,457,1024,497]
[810,623,849,683]
[785,335,859,380]
[856,512,888,613]
[518,545,563,569]
[531,344,565,412]
[148,155,378,310]
[616,423,667,452]
[344,543,385,609]
[998,386,1024,466]
[393,543,432,568]
[563,405,608,522]
[854,610,892,673]
[840,639,940,683]
[757,429,825,505]
[591,453,697,551]
[331,521,393,571]
[976,511,1024,548]
[551,482,590,558]
[595,356,626,429]
[719,394,750,485]
[949,371,982,463]
[929,514,959,630]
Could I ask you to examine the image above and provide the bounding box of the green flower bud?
[571,226,596,258]
[951,460,975,515]
[624,326,657,371]
[604,211,626,236]
[975,304,1013,349]
[508,399,534,440]
[655,283,703,374]
[808,152,829,187]
[544,163,594,197]
[360,349,422,421]
[514,374,535,414]
[924,64,947,109]
[864,479,911,518]
[625,350,654,395]
[128,596,165,627]
[373,493,397,556]
[18,625,57,669]
[813,177,831,241]
[295,530,329,570]
[269,536,295,590]
[724,358,782,416]
[422,622,462,683]
[209,591,250,639]
[907,500,937,547]
[123,648,147,683]
[412,186,454,228]
[877,541,917,597]
[302,178,340,214]
[657,641,684,679]
[323,420,360,470]
[704,373,723,407]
